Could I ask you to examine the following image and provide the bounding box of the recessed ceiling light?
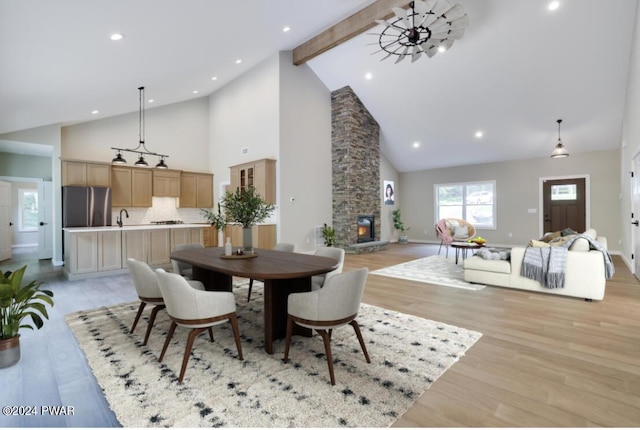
[91,110,99,115]
[211,76,218,81]
[413,142,420,148]
[548,1,560,11]
[365,72,373,80]
[475,131,483,138]
[192,90,199,94]
[282,26,291,33]
[148,99,154,103]
[235,59,242,64]
[110,33,123,41]
[438,46,446,53]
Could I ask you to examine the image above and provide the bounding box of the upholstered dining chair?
[311,246,345,291]
[127,258,205,346]
[247,242,296,302]
[171,243,204,279]
[155,268,243,383]
[284,267,370,385]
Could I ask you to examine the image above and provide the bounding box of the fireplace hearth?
[357,215,375,243]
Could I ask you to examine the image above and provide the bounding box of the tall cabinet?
[229,158,276,204]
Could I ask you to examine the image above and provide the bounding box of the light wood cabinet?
[111,166,152,207]
[171,227,204,249]
[153,169,181,197]
[202,226,220,247]
[121,230,146,265]
[147,229,171,265]
[179,172,213,208]
[98,231,122,272]
[62,160,111,187]
[65,231,99,274]
[225,224,276,249]
[229,158,276,204]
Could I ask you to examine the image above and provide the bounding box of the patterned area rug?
[371,255,486,291]
[66,282,482,428]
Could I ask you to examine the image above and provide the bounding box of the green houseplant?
[0,265,53,368]
[321,223,336,247]
[221,186,275,252]
[201,203,227,247]
[392,208,411,244]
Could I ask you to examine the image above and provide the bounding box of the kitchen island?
[63,224,205,280]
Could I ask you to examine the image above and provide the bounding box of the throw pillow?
[528,239,551,248]
[540,231,561,243]
[561,227,577,236]
[453,225,469,239]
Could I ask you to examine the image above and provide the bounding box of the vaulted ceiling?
[0,0,637,172]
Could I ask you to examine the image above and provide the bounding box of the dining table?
[170,246,339,354]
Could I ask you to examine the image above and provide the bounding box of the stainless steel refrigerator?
[62,186,112,227]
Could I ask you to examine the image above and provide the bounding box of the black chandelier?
[371,0,469,63]
[111,86,169,168]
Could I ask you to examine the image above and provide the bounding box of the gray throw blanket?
[563,234,615,279]
[521,246,568,289]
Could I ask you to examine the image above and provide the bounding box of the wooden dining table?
[170,246,339,354]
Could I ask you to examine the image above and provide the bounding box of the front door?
[0,181,12,261]
[543,178,586,233]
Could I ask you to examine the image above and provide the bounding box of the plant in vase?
[221,186,275,253]
[392,208,411,244]
[201,203,227,247]
[321,223,336,247]
[0,265,54,368]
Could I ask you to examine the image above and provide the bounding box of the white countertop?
[63,223,210,233]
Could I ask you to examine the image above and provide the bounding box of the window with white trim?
[435,181,496,229]
[19,189,38,232]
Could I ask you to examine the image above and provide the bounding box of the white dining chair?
[247,243,296,302]
[311,246,345,291]
[283,268,370,385]
[155,268,243,383]
[171,243,204,279]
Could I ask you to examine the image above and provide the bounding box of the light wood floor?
[1,244,638,427]
[348,244,640,427]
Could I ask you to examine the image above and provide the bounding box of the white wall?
[209,54,280,198]
[380,149,400,242]
[621,1,640,270]
[278,51,333,252]
[400,149,621,250]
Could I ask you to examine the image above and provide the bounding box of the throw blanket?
[564,234,615,279]
[476,248,511,261]
[521,246,568,289]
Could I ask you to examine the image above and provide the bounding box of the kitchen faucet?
[116,209,129,227]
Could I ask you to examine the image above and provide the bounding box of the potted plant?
[0,265,53,368]
[321,223,336,247]
[221,186,275,253]
[201,203,227,247]
[392,208,411,244]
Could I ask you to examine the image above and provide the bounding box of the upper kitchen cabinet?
[111,166,152,207]
[229,158,276,204]
[153,169,181,198]
[179,172,213,208]
[62,160,111,187]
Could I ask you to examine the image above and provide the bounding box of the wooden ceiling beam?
[292,0,410,66]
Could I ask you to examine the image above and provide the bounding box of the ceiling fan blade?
[439,39,455,50]
[443,3,466,21]
[430,0,451,18]
[448,28,465,39]
[411,45,423,62]
[394,46,410,63]
[430,30,451,39]
[429,16,448,32]
[449,14,470,30]
[425,45,439,57]
[392,7,411,29]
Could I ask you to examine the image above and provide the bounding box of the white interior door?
[0,181,12,261]
[38,181,53,260]
[633,154,640,279]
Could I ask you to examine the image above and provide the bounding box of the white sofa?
[463,229,608,301]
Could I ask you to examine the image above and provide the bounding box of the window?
[19,189,38,232]
[435,181,496,229]
[551,184,577,200]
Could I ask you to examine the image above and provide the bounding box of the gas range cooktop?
[150,220,184,225]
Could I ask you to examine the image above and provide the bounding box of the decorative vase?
[242,227,254,253]
[0,336,21,368]
[217,230,224,247]
[398,235,408,244]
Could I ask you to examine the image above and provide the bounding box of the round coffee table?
[450,242,484,264]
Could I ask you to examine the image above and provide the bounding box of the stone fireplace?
[357,215,375,243]
[331,86,387,254]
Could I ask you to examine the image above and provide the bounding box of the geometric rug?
[371,255,486,291]
[65,281,482,428]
